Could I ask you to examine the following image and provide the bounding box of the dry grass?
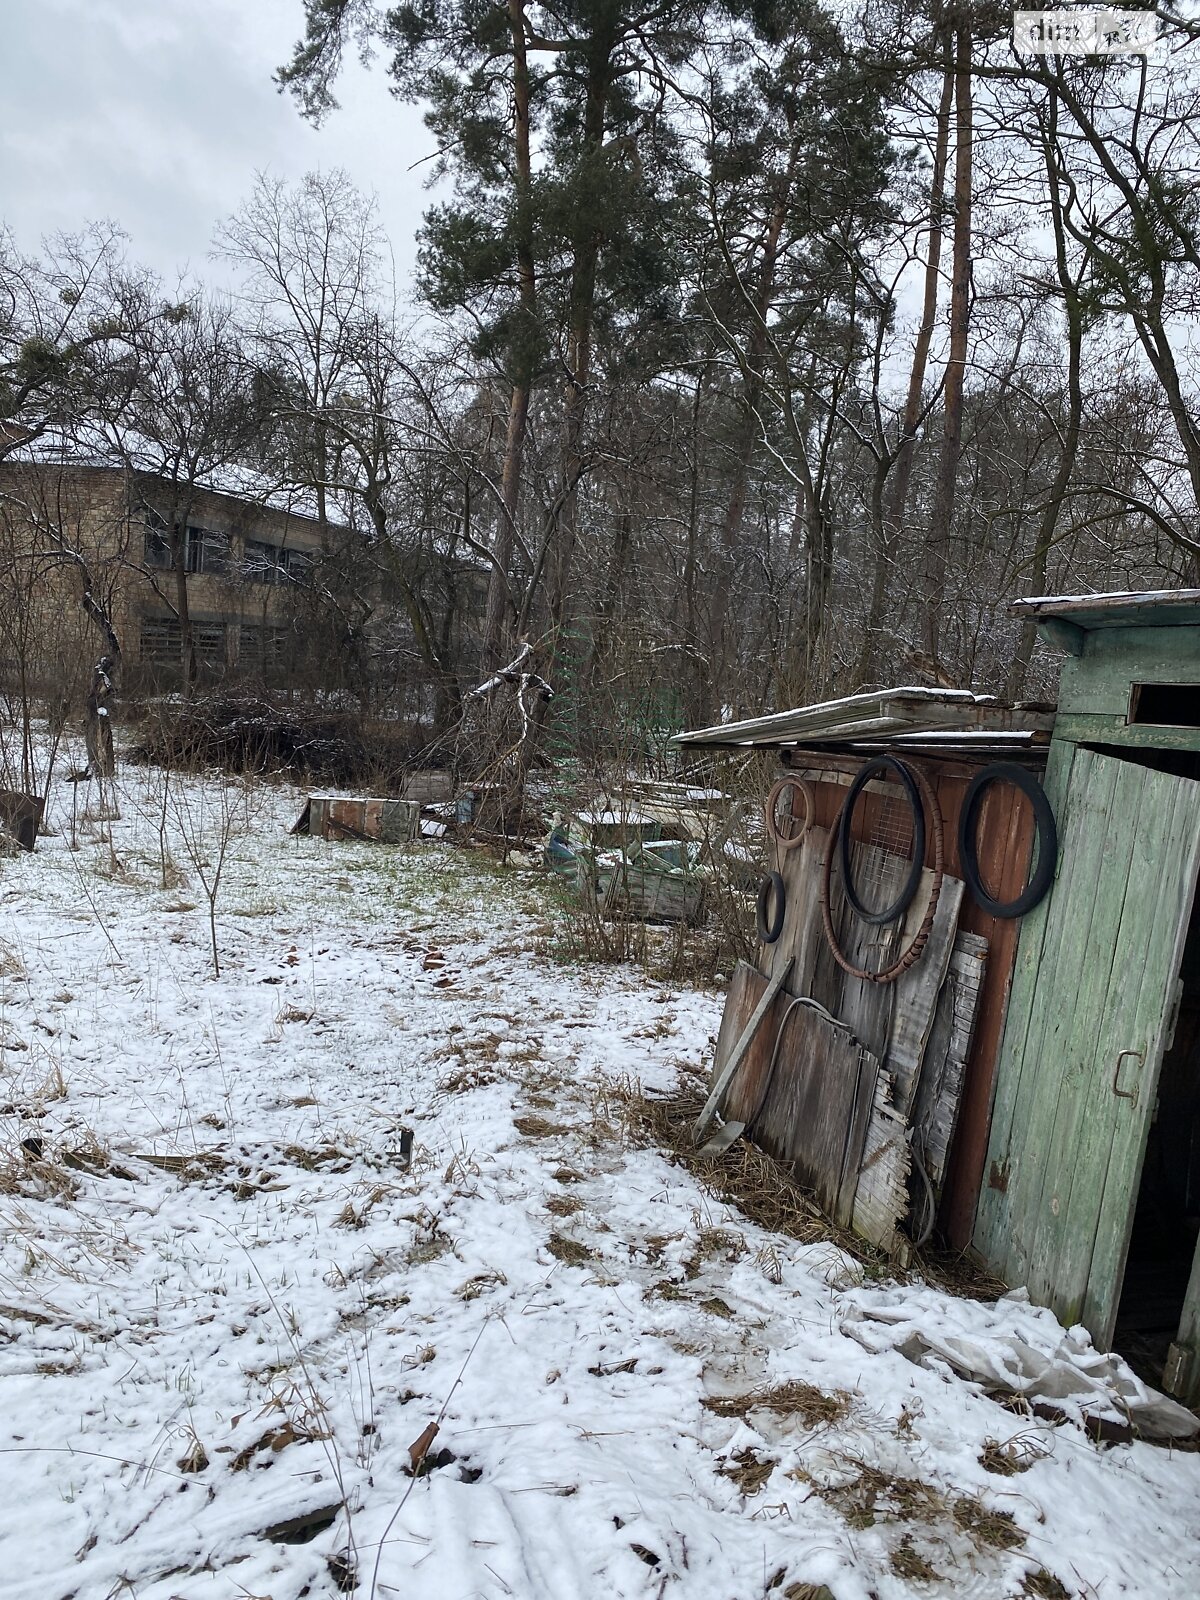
[684,1223,746,1279]
[890,1534,942,1583]
[455,1268,508,1301]
[545,1194,583,1217]
[617,1080,842,1245]
[546,1231,597,1266]
[704,1380,852,1429]
[137,1150,225,1181]
[514,1114,571,1139]
[277,1141,352,1172]
[816,1463,944,1531]
[437,1064,500,1095]
[1,1138,79,1201]
[231,1416,329,1472]
[1022,1569,1071,1599]
[952,1494,1024,1551]
[721,1446,775,1495]
[698,1295,736,1318]
[980,1432,1050,1476]
[615,1078,1009,1300]
[0,942,26,980]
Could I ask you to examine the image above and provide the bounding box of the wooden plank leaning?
[693,955,795,1147]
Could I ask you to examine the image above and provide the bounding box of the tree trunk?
[483,0,538,669]
[887,32,954,543]
[706,142,800,698]
[858,44,952,687]
[923,19,973,666]
[169,505,198,693]
[1008,94,1087,699]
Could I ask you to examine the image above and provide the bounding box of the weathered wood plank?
[1057,624,1200,718]
[696,957,794,1141]
[851,1072,912,1256]
[1077,775,1200,1343]
[1046,713,1200,756]
[762,827,829,992]
[832,842,907,1059]
[973,738,1078,1266]
[1166,1238,1200,1406]
[752,1002,874,1230]
[711,963,766,1091]
[913,931,989,1197]
[1004,745,1139,1286]
[976,746,1200,1351]
[1011,751,1145,1300]
[882,873,966,1119]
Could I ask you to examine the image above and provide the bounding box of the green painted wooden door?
[975,745,1200,1345]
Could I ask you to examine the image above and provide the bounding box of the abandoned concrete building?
[0,430,343,693]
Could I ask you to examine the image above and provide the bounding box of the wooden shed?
[677,589,1200,1404]
[676,687,1056,1258]
[974,591,1200,1403]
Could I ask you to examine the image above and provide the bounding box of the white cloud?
[0,0,438,295]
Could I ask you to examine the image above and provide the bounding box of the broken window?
[139,617,182,661]
[143,508,172,569]
[1128,682,1200,729]
[238,624,288,670]
[185,527,230,575]
[244,537,282,583]
[194,623,226,663]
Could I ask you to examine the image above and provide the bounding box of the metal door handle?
[1113,1048,1143,1102]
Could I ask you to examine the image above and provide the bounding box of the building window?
[140,617,182,662]
[239,624,288,671]
[185,527,230,575]
[143,509,172,569]
[195,623,227,664]
[283,548,312,586]
[142,513,228,574]
[244,538,281,584]
[243,539,312,585]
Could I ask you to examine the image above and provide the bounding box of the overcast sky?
[0,0,435,292]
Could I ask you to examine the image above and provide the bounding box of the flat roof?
[1012,590,1200,630]
[674,687,1055,752]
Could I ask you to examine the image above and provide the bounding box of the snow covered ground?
[1,763,1198,1600]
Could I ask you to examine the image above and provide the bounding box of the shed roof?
[673,687,1055,755]
[1012,589,1200,631]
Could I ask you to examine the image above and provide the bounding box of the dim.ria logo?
[1014,8,1161,55]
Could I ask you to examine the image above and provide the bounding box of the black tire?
[838,756,926,926]
[756,871,786,944]
[958,762,1057,918]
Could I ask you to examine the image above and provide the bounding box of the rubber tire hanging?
[821,759,944,985]
[838,755,926,925]
[756,871,786,944]
[957,762,1057,918]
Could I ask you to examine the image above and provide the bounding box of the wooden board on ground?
[913,931,988,1198]
[751,1000,877,1230]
